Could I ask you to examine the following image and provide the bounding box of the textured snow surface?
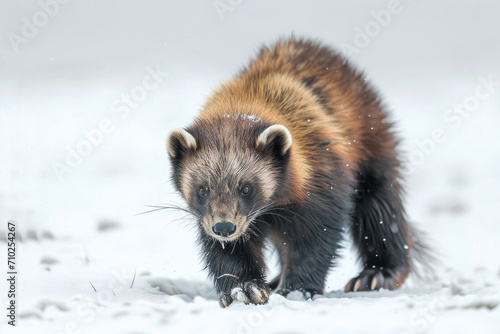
[1,1,500,333]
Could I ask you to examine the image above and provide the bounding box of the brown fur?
[167,37,429,306]
[198,39,396,203]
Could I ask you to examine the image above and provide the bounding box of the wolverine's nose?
[212,222,237,237]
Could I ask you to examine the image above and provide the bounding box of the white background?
[1,1,499,333]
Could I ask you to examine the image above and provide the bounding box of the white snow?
[1,1,500,333]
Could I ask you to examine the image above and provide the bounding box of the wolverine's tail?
[409,223,438,281]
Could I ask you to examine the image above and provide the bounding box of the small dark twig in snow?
[130,269,137,288]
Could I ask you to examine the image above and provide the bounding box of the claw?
[370,276,378,290]
[344,280,354,292]
[219,294,233,308]
[250,286,264,302]
[353,278,361,292]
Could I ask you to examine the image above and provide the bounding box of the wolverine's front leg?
[200,235,270,307]
[266,201,347,299]
[274,236,338,298]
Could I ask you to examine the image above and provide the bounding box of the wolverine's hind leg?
[346,159,412,292]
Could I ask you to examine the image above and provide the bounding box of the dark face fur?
[167,116,292,243]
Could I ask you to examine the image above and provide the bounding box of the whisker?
[134,206,172,216]
[135,203,199,219]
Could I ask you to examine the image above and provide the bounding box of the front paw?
[219,281,270,308]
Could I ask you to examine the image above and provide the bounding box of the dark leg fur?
[267,275,280,291]
[199,227,270,307]
[346,158,411,292]
[266,184,350,298]
[276,236,334,297]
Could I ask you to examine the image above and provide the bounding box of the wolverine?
[166,37,429,307]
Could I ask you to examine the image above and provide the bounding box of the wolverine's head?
[166,115,292,242]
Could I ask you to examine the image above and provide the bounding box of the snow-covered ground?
[1,1,499,333]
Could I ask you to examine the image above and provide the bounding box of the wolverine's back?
[200,38,396,191]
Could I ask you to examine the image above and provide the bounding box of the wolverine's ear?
[167,128,197,158]
[256,124,292,155]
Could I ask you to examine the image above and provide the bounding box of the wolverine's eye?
[241,185,252,196]
[198,186,207,197]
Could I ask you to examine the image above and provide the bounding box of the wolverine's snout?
[212,221,237,237]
